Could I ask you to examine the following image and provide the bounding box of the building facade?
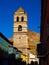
[13,8,29,63]
[13,8,40,63]
[41,0,49,65]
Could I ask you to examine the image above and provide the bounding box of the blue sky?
[0,0,41,38]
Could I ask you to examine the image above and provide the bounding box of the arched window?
[21,16,24,22]
[18,25,22,31]
[17,17,19,22]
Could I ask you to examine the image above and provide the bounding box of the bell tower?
[13,8,28,55]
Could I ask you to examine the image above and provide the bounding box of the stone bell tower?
[13,8,28,56]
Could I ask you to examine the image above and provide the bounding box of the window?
[21,16,24,22]
[19,37,21,39]
[18,25,22,31]
[17,17,19,22]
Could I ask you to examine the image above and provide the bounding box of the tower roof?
[17,8,24,12]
